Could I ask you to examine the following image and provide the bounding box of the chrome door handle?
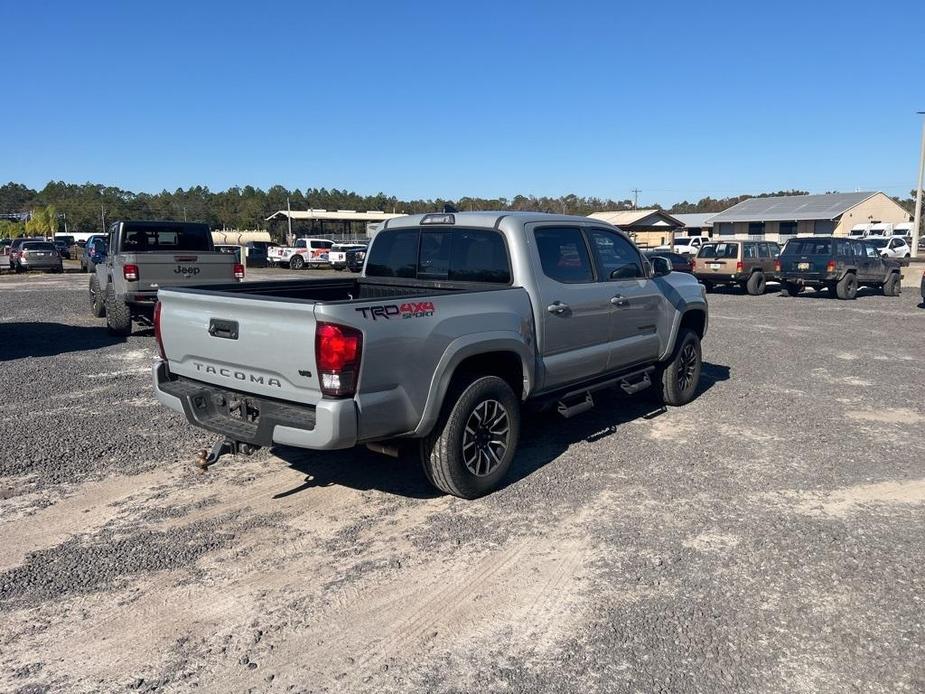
[547,302,569,315]
[610,295,629,306]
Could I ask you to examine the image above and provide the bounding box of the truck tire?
[289,255,305,270]
[883,272,901,297]
[782,282,802,297]
[746,271,766,295]
[89,276,106,317]
[420,375,520,499]
[656,328,702,407]
[104,285,132,336]
[835,272,858,300]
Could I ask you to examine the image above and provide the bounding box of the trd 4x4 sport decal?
[355,301,436,320]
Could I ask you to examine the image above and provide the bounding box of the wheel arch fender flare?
[660,306,708,362]
[412,333,534,437]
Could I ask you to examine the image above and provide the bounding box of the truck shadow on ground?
[270,361,731,500]
[775,287,886,300]
[0,322,125,361]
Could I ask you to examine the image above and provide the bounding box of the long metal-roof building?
[706,192,910,240]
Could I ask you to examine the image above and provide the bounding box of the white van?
[891,222,914,239]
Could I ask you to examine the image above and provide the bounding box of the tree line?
[0,181,919,240]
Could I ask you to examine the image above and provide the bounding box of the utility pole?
[912,112,925,259]
[100,203,105,234]
[286,196,294,245]
[631,189,641,210]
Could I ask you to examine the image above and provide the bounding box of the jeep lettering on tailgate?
[175,265,201,276]
[355,301,436,320]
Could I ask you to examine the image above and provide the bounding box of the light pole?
[912,112,925,259]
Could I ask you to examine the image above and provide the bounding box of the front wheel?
[656,329,702,406]
[883,272,901,297]
[420,375,520,499]
[289,255,305,270]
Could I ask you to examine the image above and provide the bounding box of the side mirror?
[650,256,672,277]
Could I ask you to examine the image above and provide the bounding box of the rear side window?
[744,244,758,259]
[699,243,738,259]
[121,224,211,252]
[534,227,594,283]
[367,228,511,283]
[783,239,831,255]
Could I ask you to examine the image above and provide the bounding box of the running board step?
[619,371,652,395]
[557,392,594,418]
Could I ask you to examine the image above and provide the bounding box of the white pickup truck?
[654,235,710,256]
[269,237,334,270]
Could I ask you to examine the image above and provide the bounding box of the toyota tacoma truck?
[90,220,245,335]
[152,212,708,498]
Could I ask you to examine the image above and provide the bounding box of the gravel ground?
[0,271,923,693]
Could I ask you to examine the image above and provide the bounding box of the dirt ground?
[1,270,923,693]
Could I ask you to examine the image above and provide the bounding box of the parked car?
[778,236,903,299]
[8,237,46,270]
[693,240,781,294]
[80,235,108,272]
[329,243,368,272]
[863,236,911,258]
[654,235,709,256]
[152,211,708,498]
[13,241,64,273]
[242,241,269,268]
[90,220,245,336]
[53,240,72,259]
[0,238,11,255]
[920,268,925,306]
[269,238,334,269]
[643,250,694,274]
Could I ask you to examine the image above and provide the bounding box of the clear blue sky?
[2,0,923,206]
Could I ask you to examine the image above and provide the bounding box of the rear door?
[530,225,612,389]
[587,228,662,368]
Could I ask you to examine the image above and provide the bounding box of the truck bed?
[163,276,494,304]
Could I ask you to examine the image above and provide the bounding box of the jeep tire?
[746,271,766,296]
[420,375,520,499]
[883,272,901,297]
[105,285,132,336]
[89,275,106,317]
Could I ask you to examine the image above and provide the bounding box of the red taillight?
[826,260,836,273]
[153,301,166,360]
[735,261,744,272]
[315,322,362,397]
[233,263,245,279]
[123,263,139,281]
[774,260,781,272]
[690,258,697,270]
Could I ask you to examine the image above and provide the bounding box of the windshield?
[698,243,738,258]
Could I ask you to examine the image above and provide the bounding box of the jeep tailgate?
[119,252,240,292]
[157,289,324,404]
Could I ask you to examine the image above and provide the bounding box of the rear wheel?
[655,329,702,406]
[104,285,132,335]
[420,375,520,499]
[835,273,858,300]
[883,272,901,297]
[289,254,305,270]
[746,271,766,295]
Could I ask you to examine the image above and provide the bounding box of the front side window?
[588,229,643,280]
[534,227,594,283]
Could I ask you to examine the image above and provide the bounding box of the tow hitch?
[195,437,261,471]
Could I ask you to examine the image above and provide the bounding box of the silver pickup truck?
[90,221,244,335]
[153,212,708,498]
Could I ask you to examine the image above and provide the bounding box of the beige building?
[586,209,683,248]
[706,192,910,241]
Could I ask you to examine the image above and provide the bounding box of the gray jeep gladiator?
[90,220,244,335]
[152,212,708,498]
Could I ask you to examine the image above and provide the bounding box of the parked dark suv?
[778,236,903,299]
[693,240,780,294]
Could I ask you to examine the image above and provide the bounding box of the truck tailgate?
[123,252,239,291]
[157,289,322,404]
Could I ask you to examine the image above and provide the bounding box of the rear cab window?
[366,227,511,283]
[120,223,212,252]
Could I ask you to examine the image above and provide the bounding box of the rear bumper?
[152,362,357,450]
[695,272,741,283]
[780,273,837,287]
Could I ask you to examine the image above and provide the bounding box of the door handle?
[610,295,629,306]
[546,302,569,315]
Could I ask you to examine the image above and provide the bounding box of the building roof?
[706,192,877,223]
[587,209,683,228]
[672,213,714,228]
[266,209,408,222]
